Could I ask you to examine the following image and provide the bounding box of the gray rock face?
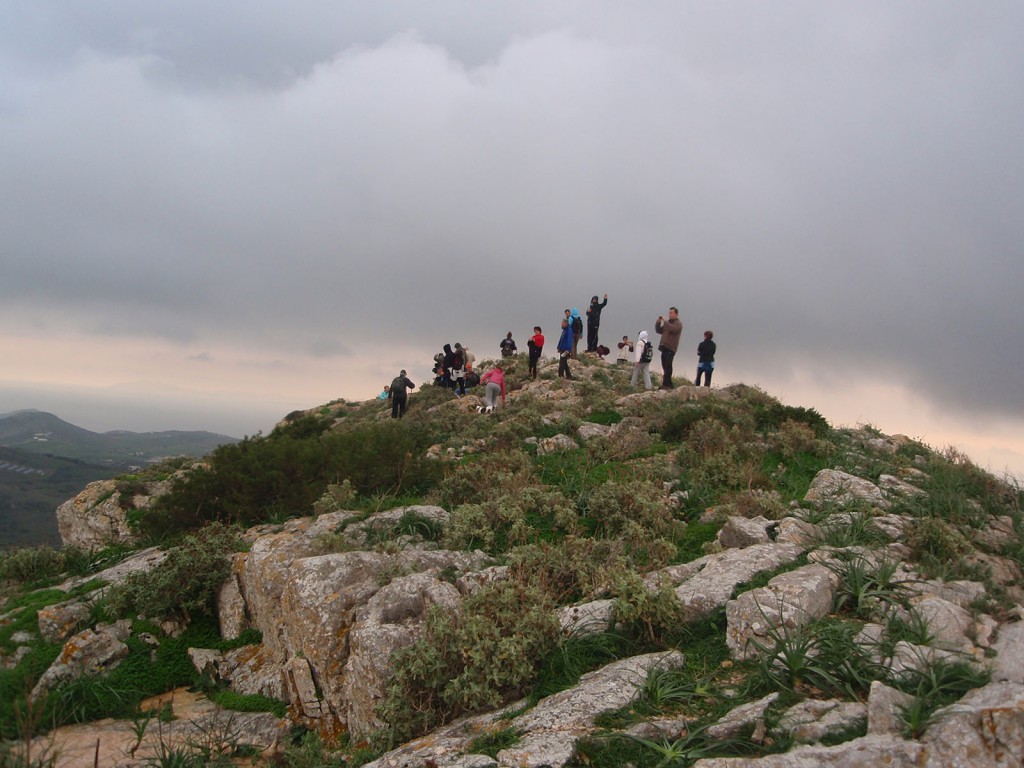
[717,516,773,549]
[342,572,463,738]
[56,479,136,548]
[56,478,174,548]
[707,694,779,740]
[37,598,92,644]
[867,680,914,736]
[992,620,1024,683]
[693,735,923,767]
[535,434,579,455]
[213,509,489,734]
[775,699,867,744]
[577,422,613,441]
[646,542,806,622]
[32,622,132,698]
[726,564,836,660]
[558,599,615,636]
[908,595,976,652]
[805,469,889,510]
[921,681,1024,767]
[497,651,685,768]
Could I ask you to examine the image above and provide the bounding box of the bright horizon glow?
[2,330,1021,483]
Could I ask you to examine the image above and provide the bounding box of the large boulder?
[921,681,1024,767]
[217,509,489,733]
[343,572,463,738]
[56,479,135,548]
[32,621,132,699]
[726,564,836,661]
[646,542,806,622]
[805,469,889,510]
[56,478,177,548]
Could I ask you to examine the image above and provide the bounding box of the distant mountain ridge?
[0,410,239,547]
[0,410,238,466]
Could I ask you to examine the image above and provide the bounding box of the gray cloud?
[1,2,1022,429]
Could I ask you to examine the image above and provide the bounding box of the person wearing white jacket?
[631,330,653,390]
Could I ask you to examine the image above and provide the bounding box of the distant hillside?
[0,411,238,547]
[0,410,237,467]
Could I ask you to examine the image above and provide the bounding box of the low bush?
[379,581,560,743]
[105,523,243,623]
[139,417,441,539]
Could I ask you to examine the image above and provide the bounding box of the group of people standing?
[385,294,716,418]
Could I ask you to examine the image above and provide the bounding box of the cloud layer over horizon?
[2,3,1022,469]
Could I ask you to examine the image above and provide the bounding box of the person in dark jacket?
[388,370,416,418]
[586,293,608,352]
[695,330,716,387]
[527,326,544,379]
[654,307,683,389]
[441,344,455,389]
[557,319,574,379]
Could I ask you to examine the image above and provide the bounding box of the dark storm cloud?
[1,2,1022,421]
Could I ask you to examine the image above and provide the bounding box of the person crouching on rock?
[478,365,506,413]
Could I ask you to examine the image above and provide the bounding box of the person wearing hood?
[500,332,517,357]
[388,370,416,418]
[585,293,608,352]
[631,330,654,390]
[569,308,583,358]
[441,344,455,389]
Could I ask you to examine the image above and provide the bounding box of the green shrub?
[139,418,441,539]
[611,572,684,646]
[754,402,830,438]
[379,581,560,742]
[443,486,576,554]
[434,451,537,508]
[508,536,631,604]
[105,523,243,623]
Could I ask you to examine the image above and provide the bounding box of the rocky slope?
[4,355,1024,767]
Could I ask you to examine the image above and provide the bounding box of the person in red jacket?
[527,326,544,380]
[478,365,506,413]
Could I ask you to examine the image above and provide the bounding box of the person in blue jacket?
[557,318,574,379]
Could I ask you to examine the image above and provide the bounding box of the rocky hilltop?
[3,354,1023,767]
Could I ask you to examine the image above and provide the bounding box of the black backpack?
[640,340,654,363]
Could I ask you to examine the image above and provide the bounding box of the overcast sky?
[2,2,1022,476]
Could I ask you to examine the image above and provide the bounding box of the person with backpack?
[557,318,574,379]
[585,293,608,352]
[695,330,716,387]
[631,330,654,390]
[450,345,467,396]
[527,326,544,379]
[388,370,416,418]
[500,332,517,357]
[569,308,583,359]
